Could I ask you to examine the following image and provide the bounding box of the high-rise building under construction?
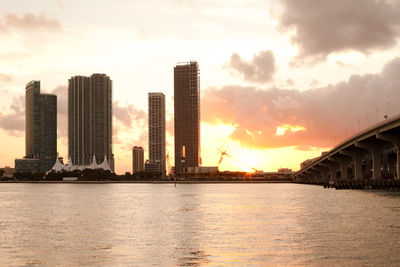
[174,61,200,174]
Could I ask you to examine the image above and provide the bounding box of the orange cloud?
[202,56,400,149]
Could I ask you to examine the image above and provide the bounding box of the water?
[0,183,399,266]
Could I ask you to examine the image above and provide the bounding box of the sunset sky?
[1,0,400,174]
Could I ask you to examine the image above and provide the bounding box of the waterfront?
[0,183,399,266]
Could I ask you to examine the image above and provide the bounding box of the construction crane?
[218,145,229,167]
[217,146,258,173]
[166,151,171,176]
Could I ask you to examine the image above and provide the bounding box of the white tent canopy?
[50,155,112,173]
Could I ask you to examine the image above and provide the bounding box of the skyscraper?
[148,92,166,175]
[174,61,200,174]
[132,146,144,173]
[25,81,57,172]
[68,74,113,171]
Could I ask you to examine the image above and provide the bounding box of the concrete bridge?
[292,115,400,185]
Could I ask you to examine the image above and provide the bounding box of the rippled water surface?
[0,183,400,266]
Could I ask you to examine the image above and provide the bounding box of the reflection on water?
[0,183,399,266]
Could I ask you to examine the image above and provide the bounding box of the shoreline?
[0,180,293,184]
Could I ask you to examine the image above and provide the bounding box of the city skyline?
[1,1,400,174]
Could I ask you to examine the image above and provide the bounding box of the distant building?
[148,92,166,175]
[68,74,114,171]
[15,158,38,173]
[0,166,15,178]
[300,157,320,169]
[144,160,162,173]
[24,81,57,173]
[181,166,218,174]
[174,61,200,174]
[278,168,293,173]
[132,146,144,173]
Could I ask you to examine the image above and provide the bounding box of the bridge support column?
[329,156,351,180]
[340,150,367,180]
[304,171,313,182]
[377,133,400,180]
[365,155,372,177]
[356,142,383,180]
[388,153,397,177]
[321,162,339,182]
[310,170,322,184]
[315,166,329,184]
[382,151,389,177]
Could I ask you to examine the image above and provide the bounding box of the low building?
[145,160,162,173]
[15,158,39,173]
[0,166,15,178]
[181,166,218,174]
[278,168,293,174]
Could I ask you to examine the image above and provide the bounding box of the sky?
[1,0,400,174]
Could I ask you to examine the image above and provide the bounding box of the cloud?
[0,73,12,83]
[228,50,276,83]
[202,56,400,149]
[2,12,61,32]
[113,101,147,129]
[277,0,400,64]
[0,95,24,136]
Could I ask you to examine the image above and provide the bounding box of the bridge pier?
[329,155,351,180]
[309,169,322,184]
[315,166,329,184]
[376,133,400,180]
[388,152,397,177]
[321,162,339,182]
[340,150,367,180]
[356,142,384,180]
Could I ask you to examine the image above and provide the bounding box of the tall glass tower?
[148,92,166,174]
[25,81,57,172]
[68,74,113,171]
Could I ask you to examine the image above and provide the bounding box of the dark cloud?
[277,0,400,64]
[202,57,400,149]
[0,95,24,136]
[2,12,61,32]
[228,50,276,83]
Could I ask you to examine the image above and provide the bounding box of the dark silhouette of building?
[174,61,200,174]
[148,92,166,175]
[132,146,144,173]
[23,81,57,173]
[68,74,114,171]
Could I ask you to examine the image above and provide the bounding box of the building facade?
[132,146,144,173]
[174,61,200,174]
[68,74,114,171]
[15,159,39,173]
[24,81,57,172]
[148,92,166,175]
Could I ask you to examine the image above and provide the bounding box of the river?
[0,183,399,266]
